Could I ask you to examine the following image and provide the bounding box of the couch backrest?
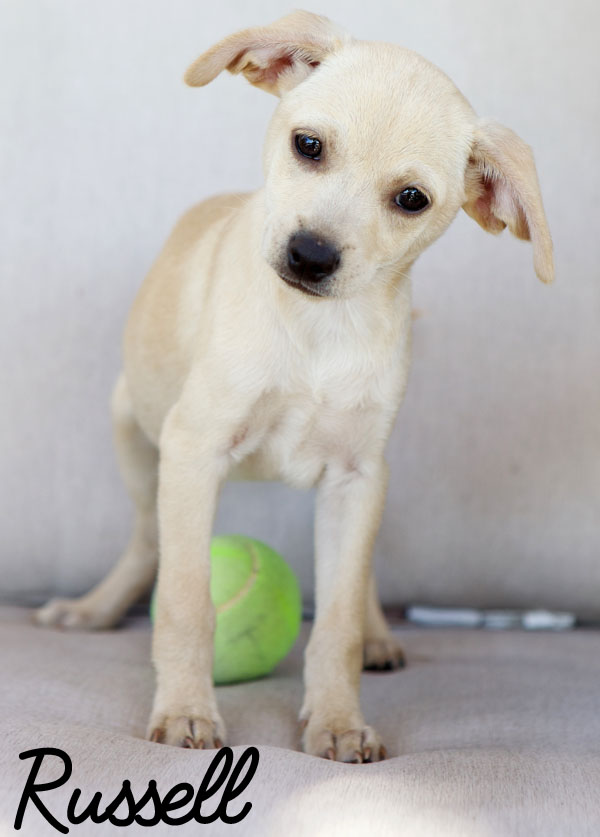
[2,1,599,616]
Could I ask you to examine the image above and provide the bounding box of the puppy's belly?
[226,398,382,490]
[228,446,325,489]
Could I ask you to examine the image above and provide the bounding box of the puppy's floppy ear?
[184,11,350,96]
[463,119,554,283]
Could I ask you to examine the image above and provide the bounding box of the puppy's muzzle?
[287,232,341,284]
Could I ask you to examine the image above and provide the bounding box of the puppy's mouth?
[277,271,329,298]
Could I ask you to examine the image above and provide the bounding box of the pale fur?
[36,11,553,762]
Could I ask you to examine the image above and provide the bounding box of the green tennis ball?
[150,535,302,685]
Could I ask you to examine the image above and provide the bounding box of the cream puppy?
[36,11,553,762]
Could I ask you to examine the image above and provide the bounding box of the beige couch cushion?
[2,606,599,835]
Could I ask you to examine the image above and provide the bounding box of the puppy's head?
[186,11,554,298]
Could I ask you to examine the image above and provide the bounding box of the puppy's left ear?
[184,11,350,96]
[463,119,554,283]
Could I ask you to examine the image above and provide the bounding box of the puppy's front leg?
[147,402,227,749]
[301,458,389,762]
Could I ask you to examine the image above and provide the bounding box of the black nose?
[287,232,341,282]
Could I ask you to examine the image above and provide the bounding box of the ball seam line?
[215,540,260,615]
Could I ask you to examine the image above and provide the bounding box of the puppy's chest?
[232,348,404,489]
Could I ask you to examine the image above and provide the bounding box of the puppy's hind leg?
[35,374,159,630]
[363,572,405,671]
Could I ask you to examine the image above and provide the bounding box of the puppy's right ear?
[184,11,350,96]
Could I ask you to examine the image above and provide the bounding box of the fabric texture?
[2,606,599,836]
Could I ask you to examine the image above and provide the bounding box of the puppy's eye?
[295,133,322,160]
[394,187,430,213]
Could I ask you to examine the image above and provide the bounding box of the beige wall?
[1,1,599,614]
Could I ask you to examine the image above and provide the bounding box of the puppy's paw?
[148,712,226,750]
[34,598,117,630]
[363,635,405,671]
[301,715,386,763]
